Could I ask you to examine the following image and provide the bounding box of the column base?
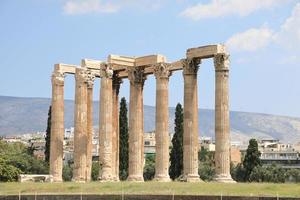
[98,173,114,182]
[154,174,171,182]
[98,175,115,182]
[127,174,144,182]
[113,176,120,182]
[52,177,63,183]
[213,175,236,183]
[72,178,86,183]
[181,174,202,182]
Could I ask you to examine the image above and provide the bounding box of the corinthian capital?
[51,71,65,86]
[153,63,171,79]
[182,58,201,75]
[214,53,230,71]
[127,67,146,85]
[100,63,113,78]
[86,70,96,88]
[75,68,88,85]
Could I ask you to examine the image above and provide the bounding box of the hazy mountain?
[1,95,300,144]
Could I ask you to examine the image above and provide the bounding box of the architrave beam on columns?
[186,44,227,59]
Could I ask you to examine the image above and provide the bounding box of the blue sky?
[0,0,300,117]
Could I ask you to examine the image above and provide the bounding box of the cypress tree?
[45,106,51,163]
[169,103,184,180]
[243,138,261,181]
[119,97,129,180]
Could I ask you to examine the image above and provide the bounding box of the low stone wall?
[0,195,298,200]
[18,174,53,183]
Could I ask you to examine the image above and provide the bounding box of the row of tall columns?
[73,68,96,182]
[127,67,146,181]
[182,58,201,182]
[50,71,65,182]
[112,75,122,181]
[50,53,233,182]
[214,54,234,182]
[98,65,114,181]
[153,63,171,181]
[73,68,88,182]
[86,71,95,182]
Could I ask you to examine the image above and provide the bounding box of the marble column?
[213,54,235,183]
[86,71,95,182]
[127,67,146,182]
[50,70,65,182]
[98,64,114,181]
[73,68,88,182]
[112,74,122,181]
[154,63,171,182]
[182,58,201,182]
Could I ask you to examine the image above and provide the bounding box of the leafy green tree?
[62,164,73,181]
[243,138,261,181]
[249,164,285,183]
[0,157,21,182]
[91,161,100,181]
[0,140,48,182]
[231,163,246,182]
[198,147,215,181]
[119,97,129,180]
[169,103,184,180]
[286,169,300,183]
[45,106,51,163]
[143,154,155,181]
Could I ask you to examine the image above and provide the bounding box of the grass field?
[0,182,300,197]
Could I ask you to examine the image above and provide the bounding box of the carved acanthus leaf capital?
[127,67,146,85]
[214,53,230,72]
[100,63,113,78]
[51,71,65,85]
[112,73,122,94]
[86,70,96,88]
[153,63,171,79]
[182,58,201,75]
[75,68,88,85]
[112,73,123,86]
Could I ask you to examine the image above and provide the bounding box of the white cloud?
[63,0,120,15]
[226,27,274,51]
[63,0,166,15]
[226,2,300,52]
[180,0,288,20]
[274,3,300,50]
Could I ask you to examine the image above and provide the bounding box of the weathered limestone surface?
[49,44,234,185]
[213,54,235,183]
[86,70,95,182]
[50,70,65,182]
[98,64,114,181]
[186,44,226,59]
[182,58,201,182]
[112,74,122,181]
[153,63,171,182]
[73,68,88,182]
[127,67,146,182]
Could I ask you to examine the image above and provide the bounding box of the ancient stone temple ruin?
[49,44,234,183]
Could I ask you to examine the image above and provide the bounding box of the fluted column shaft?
[127,67,146,182]
[73,68,88,182]
[154,63,171,182]
[112,75,122,181]
[86,71,95,182]
[183,59,201,182]
[98,65,114,181]
[50,70,65,182]
[214,54,235,182]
